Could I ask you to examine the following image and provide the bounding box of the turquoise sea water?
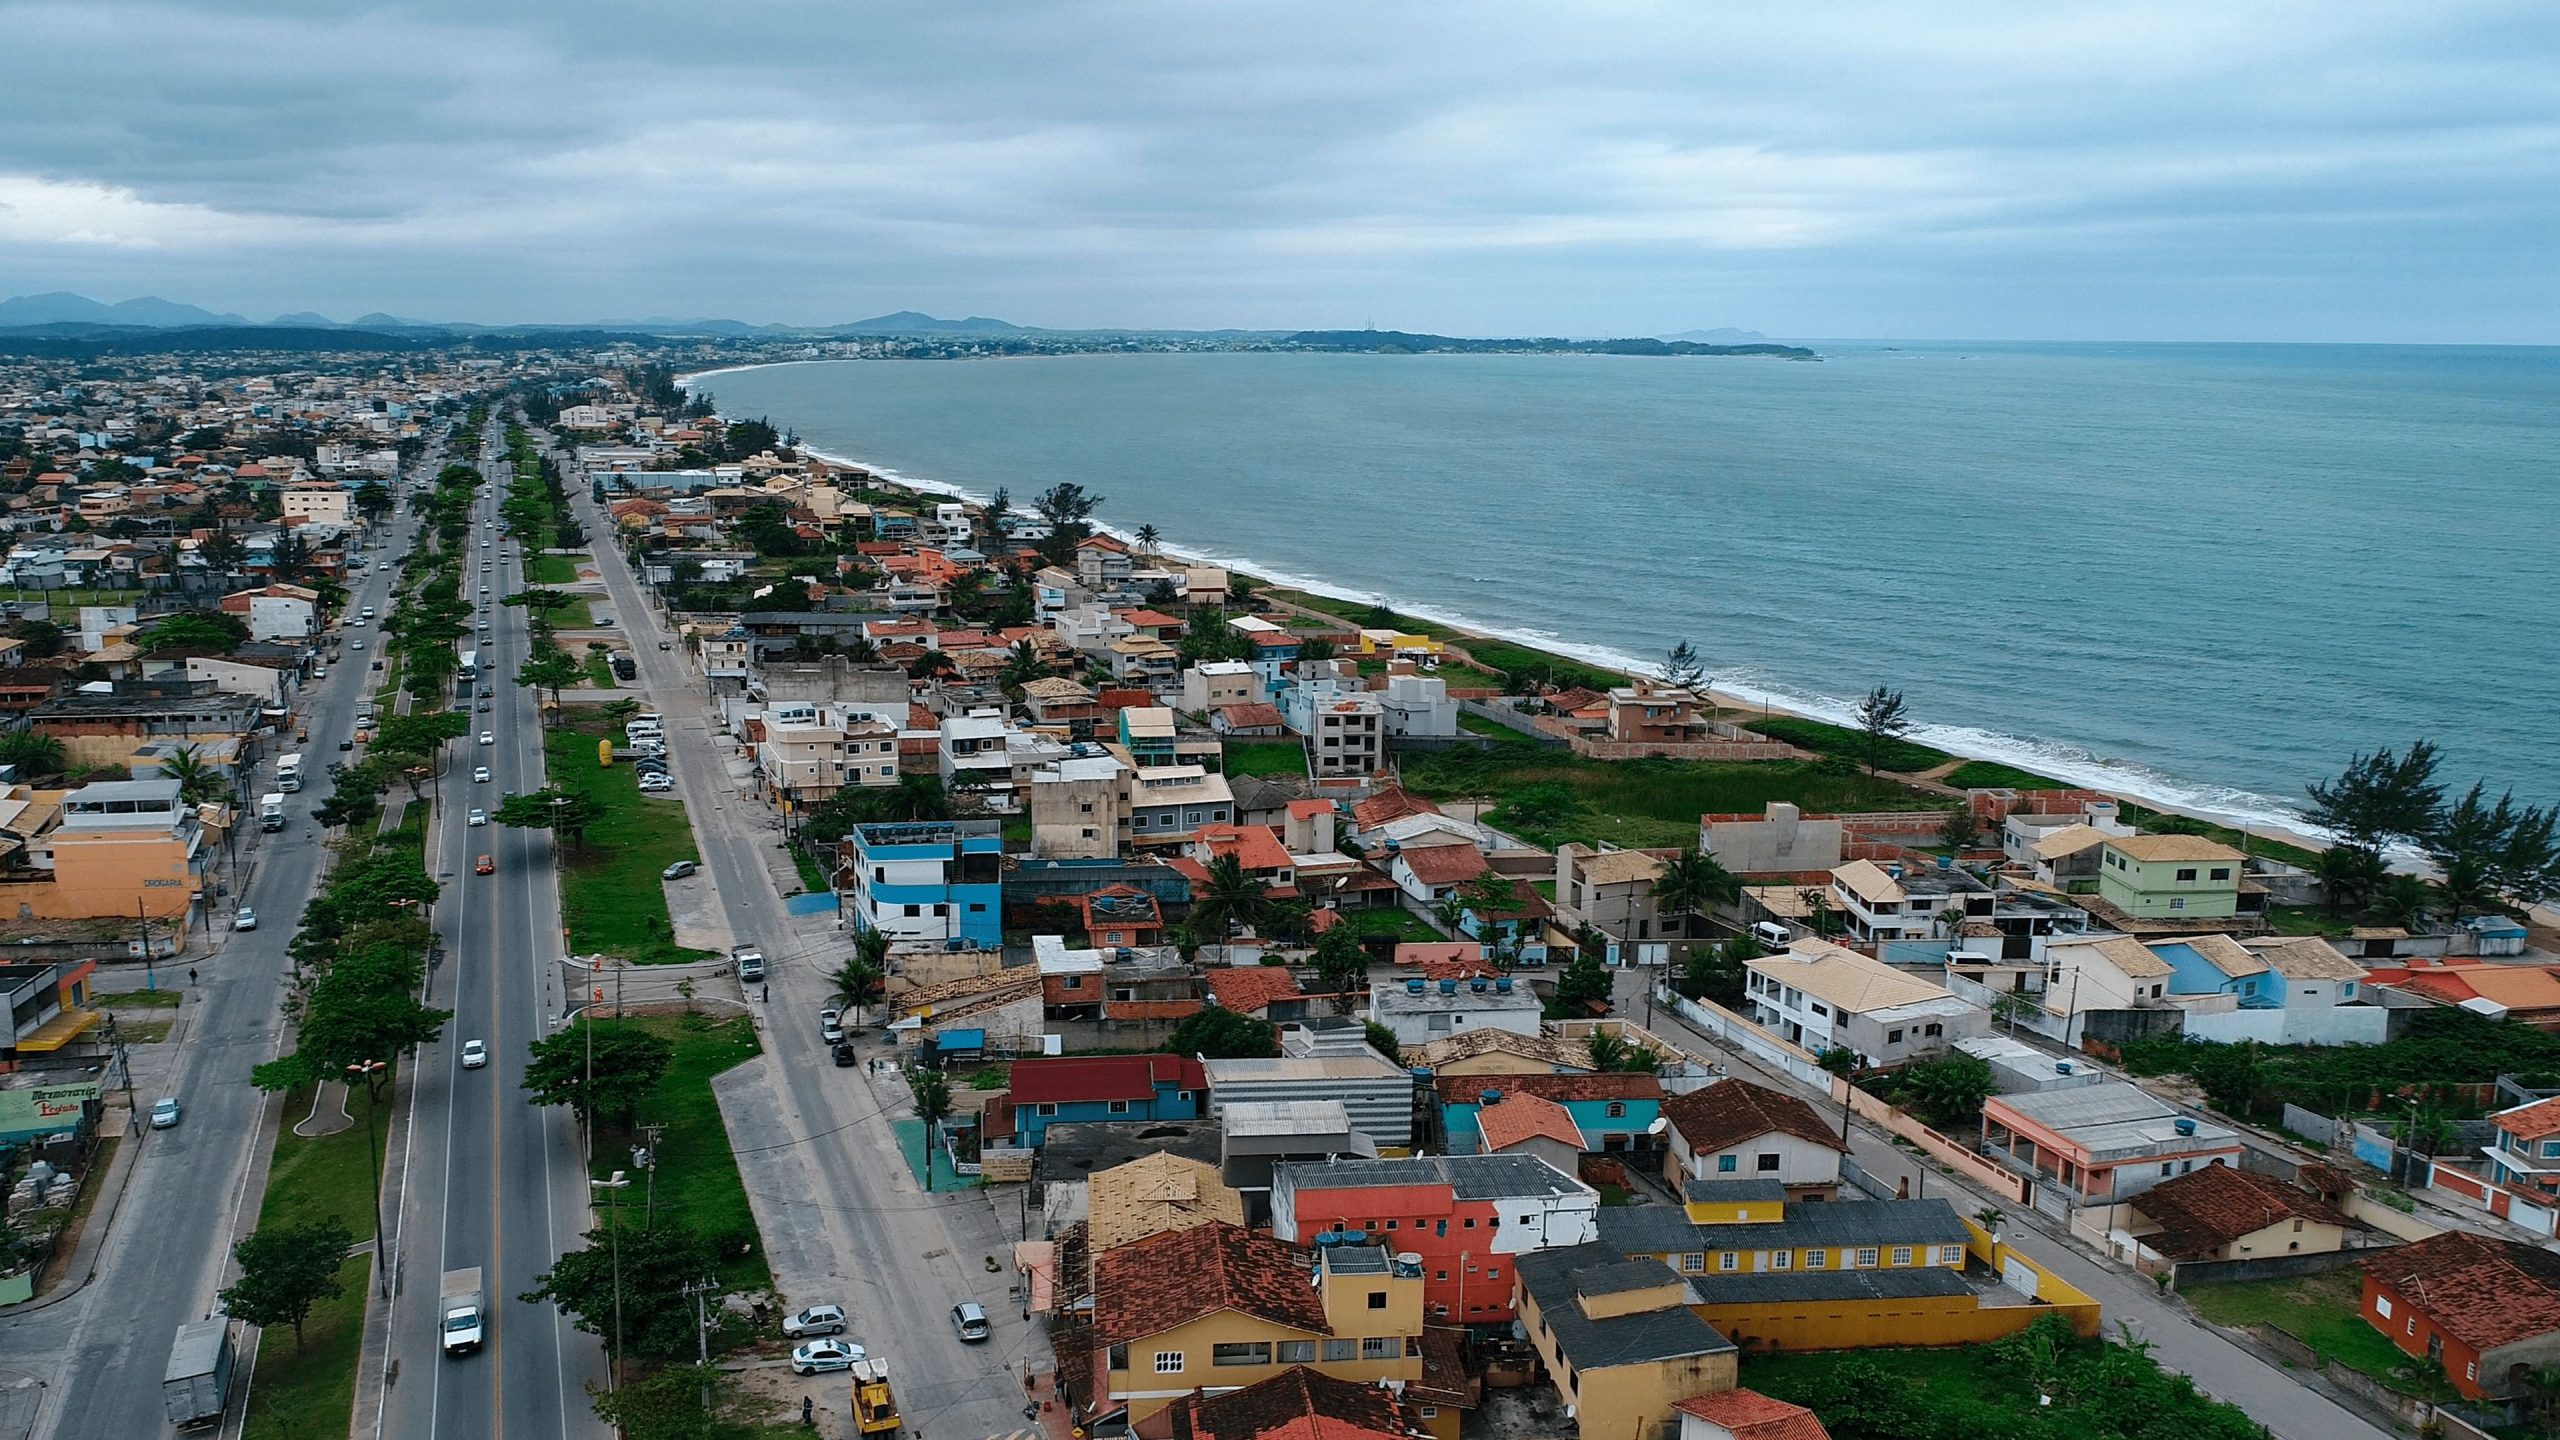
[693,344,2560,826]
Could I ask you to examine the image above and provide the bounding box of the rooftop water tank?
[1495,977,1513,993]
[1406,978,1426,995]
[2174,1117,2198,1136]
[1481,1089,1502,1106]
[1469,977,1488,993]
[1439,978,1459,995]
[2055,1060,2074,1074]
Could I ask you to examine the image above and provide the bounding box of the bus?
[457,650,479,683]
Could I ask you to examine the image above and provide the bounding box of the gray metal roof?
[1681,1179,1787,1204]
[1515,1245,1734,1369]
[1694,1265,1973,1306]
[1599,1198,1974,1254]
[1273,1153,1586,1202]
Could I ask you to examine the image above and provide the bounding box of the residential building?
[1674,1391,1832,1440]
[939,707,1015,800]
[1,959,100,1069]
[2095,835,2246,921]
[1084,1225,1424,1432]
[756,705,900,811]
[1827,859,1994,944]
[1511,1246,1738,1440]
[1206,1052,1413,1153]
[1552,845,1684,952]
[1605,683,1710,745]
[1086,1152,1247,1253]
[1376,673,1457,738]
[1369,975,1542,1048]
[1007,1054,1207,1149]
[1287,690,1384,780]
[1596,1196,1973,1279]
[36,778,206,924]
[1658,1079,1848,1198]
[1699,802,1844,876]
[1437,1073,1665,1159]
[1474,1090,1587,1177]
[2123,1163,2351,1268]
[1980,1082,2241,1204]
[2485,1095,2560,1197]
[1180,662,1258,714]
[1402,1026,1596,1079]
[1119,705,1179,765]
[1742,939,1988,1066]
[1270,1154,1600,1324]
[1031,755,1134,860]
[1021,676,1105,737]
[218,583,319,642]
[1386,841,1490,907]
[1160,1366,1437,1440]
[2361,1232,2560,1401]
[842,819,1003,948]
[1130,766,1235,847]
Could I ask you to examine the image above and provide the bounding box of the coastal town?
[2,338,2557,1440]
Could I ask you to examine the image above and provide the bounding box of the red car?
[475,854,495,875]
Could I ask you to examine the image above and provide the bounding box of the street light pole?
[591,1171,630,1388]
[349,1058,390,1296]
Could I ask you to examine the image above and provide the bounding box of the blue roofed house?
[843,819,1004,949]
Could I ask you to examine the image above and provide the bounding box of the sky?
[2,1,2555,342]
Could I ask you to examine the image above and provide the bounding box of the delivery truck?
[276,752,305,792]
[162,1317,234,1428]
[440,1267,486,1356]
[258,793,287,832]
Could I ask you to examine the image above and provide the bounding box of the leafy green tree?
[1033,482,1104,531]
[1309,926,1370,1010]
[516,650,582,719]
[374,710,468,757]
[253,943,450,1092]
[1896,1051,1997,1129]
[1547,949,1612,1019]
[0,730,65,779]
[1817,1045,1860,1078]
[5,619,66,660]
[220,1218,354,1351]
[1363,1020,1403,1060]
[352,482,392,521]
[523,1021,674,1127]
[2183,1039,2265,1115]
[523,1222,719,1363]
[2307,740,2444,849]
[1658,640,1706,689]
[2314,841,2387,917]
[138,609,249,655]
[1189,853,1267,960]
[2367,873,2435,931]
[1585,1029,1663,1074]
[2427,781,2560,912]
[1296,636,1335,664]
[588,1362,759,1440]
[1854,685,1914,775]
[1164,1005,1279,1059]
[496,786,607,850]
[1652,847,1741,933]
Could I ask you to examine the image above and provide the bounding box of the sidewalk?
[11,1111,146,1314]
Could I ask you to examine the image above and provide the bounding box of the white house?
[1743,938,1990,1066]
[1368,973,1543,1047]
[1376,672,1458,738]
[1178,661,1257,714]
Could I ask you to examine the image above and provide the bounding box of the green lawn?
[1743,714,1951,773]
[590,1015,770,1291]
[525,553,586,586]
[1746,1324,2270,1438]
[1223,739,1308,779]
[1336,907,1444,942]
[1402,749,1942,850]
[546,709,708,964]
[787,840,830,895]
[2267,904,2352,937]
[541,597,595,630]
[94,988,180,1009]
[585,649,615,688]
[1456,711,1545,746]
[2183,1267,2445,1396]
[259,1082,390,1240]
[2117,801,2326,871]
[242,1255,370,1440]
[1943,759,2067,791]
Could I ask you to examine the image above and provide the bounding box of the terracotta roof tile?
[1169,1366,1418,1440]
[1477,1091,1585,1153]
[1204,965,1307,1016]
[1660,1078,1849,1156]
[1397,842,1489,887]
[2499,1096,2560,1142]
[2362,1232,2560,1351]
[1437,1072,1662,1105]
[2129,1164,2349,1260]
[1093,1222,1330,1345]
[1673,1389,1831,1440]
[1352,786,1440,830]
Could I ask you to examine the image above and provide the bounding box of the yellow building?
[1355,629,1445,662]
[1513,1244,1739,1440]
[1085,1222,1467,1438]
[1602,1194,1973,1279]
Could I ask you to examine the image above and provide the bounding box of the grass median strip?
[588,1014,770,1292]
[242,1081,389,1440]
[545,707,707,963]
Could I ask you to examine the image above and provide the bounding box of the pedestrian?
[801,1396,815,1428]
[762,984,770,1003]
[188,968,199,985]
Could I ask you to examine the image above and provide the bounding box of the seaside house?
[1827,859,1995,944]
[1699,802,1846,877]
[2095,835,2247,921]
[1605,683,1711,746]
[1979,1082,2241,1204]
[1741,938,1988,1066]
[842,819,1003,948]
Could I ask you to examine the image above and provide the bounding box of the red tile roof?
[2363,1231,2560,1350]
[1287,799,1336,820]
[1203,965,1305,1017]
[1661,1078,1849,1156]
[2129,1164,2350,1259]
[1168,1365,1418,1440]
[1200,823,1296,874]
[1397,842,1489,887]
[1477,1091,1585,1153]
[1673,1389,1831,1440]
[2498,1096,2560,1142]
[1352,786,1440,830]
[1221,702,1287,729]
[1093,1222,1330,1345]
[1007,1054,1206,1107]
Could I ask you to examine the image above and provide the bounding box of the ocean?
[690,343,2560,829]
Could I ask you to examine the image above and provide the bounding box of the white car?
[351,639,366,651]
[819,1009,844,1044]
[790,1339,865,1375]
[234,906,258,931]
[467,808,488,826]
[473,766,491,783]
[461,1039,487,1069]
[151,1097,183,1129]
[478,731,495,745]
[637,774,675,793]
[781,1304,847,1339]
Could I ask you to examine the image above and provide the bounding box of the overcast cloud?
[1,0,2553,340]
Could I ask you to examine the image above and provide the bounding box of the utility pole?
[635,1122,664,1228]
[348,1058,390,1296]
[684,1276,717,1418]
[137,899,155,992]
[592,1171,631,1388]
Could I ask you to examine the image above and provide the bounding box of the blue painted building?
[2151,935,2280,1008]
[1435,1073,1664,1156]
[1001,1053,1208,1148]
[843,819,1003,949]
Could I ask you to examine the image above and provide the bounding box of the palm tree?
[1432,891,1470,939]
[1135,524,1161,557]
[999,639,1049,694]
[841,636,881,664]
[159,745,224,807]
[1191,854,1267,962]
[2367,873,2435,931]
[1651,848,1741,937]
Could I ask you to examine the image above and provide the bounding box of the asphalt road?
[1,440,445,1440]
[563,463,1038,1440]
[379,426,609,1440]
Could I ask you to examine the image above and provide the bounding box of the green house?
[2096,835,2245,919]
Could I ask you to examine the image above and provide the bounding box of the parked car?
[151,1097,182,1129]
[474,767,491,783]
[234,906,258,931]
[819,1009,844,1044]
[781,1304,847,1339]
[638,775,676,793]
[790,1339,865,1375]
[832,1041,857,1068]
[661,859,698,880]
[467,808,488,827]
[461,1039,487,1069]
[951,1302,990,1342]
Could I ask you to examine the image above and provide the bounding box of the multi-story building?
[1376,673,1457,738]
[1130,766,1235,847]
[1511,1247,1737,1440]
[1368,975,1543,1049]
[842,819,1003,948]
[1604,683,1710,745]
[1030,755,1134,859]
[1827,859,1994,943]
[1179,662,1258,714]
[755,704,900,811]
[1206,1051,1413,1153]
[2095,835,2246,920]
[30,778,207,926]
[1269,1154,1600,1324]
[1742,938,1988,1067]
[1278,677,1384,779]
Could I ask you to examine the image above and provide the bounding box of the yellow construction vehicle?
[851,1358,901,1436]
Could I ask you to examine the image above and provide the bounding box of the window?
[1717,1155,1739,1174]
[1435,1269,1448,1281]
[1924,1023,1943,1037]
[1154,1351,1184,1374]
[1887,1028,1904,1044]
[2176,868,2198,882]
[1718,1252,1738,1271]
[1606,1101,1627,1118]
[1805,1248,1827,1269]
[2540,1140,2560,1159]
[1756,1153,1781,1172]
[1384,1219,1398,1231]
[1463,1217,1477,1229]
[903,904,921,917]
[1367,1291,1387,1310]
[1891,1247,1914,1266]
[2210,867,2232,881]
[1107,1100,1129,1115]
[1681,1253,1704,1272]
[2375,1296,2393,1320]
[1362,1336,1396,1360]
[1769,1250,1791,1270]
[1211,1342,1270,1367]
[1035,1102,1056,1116]
[2169,898,2187,911]
[1277,1340,1315,1364]
[1062,976,1084,991]
[1854,1247,1879,1268]
[1938,1245,1965,1265]
[2161,1162,2175,1176]
[1108,1344,1129,1370]
[1321,1338,1359,1361]
[2467,1363,2477,1382]
[2406,1318,2416,1336]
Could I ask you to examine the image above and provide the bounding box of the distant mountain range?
[0,291,256,329]
[0,291,1045,339]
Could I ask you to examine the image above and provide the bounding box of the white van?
[1751,921,1795,949]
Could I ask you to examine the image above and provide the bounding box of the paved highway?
[379,424,608,1439]
[4,437,447,1440]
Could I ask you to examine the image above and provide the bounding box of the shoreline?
[673,362,2339,857]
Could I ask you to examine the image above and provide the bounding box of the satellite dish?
[1646,1116,1670,1136]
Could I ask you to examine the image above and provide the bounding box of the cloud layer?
[3,0,2553,339]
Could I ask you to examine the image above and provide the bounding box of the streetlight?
[590,1171,630,1387]
[347,1059,390,1297]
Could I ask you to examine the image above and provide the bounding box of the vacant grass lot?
[547,707,707,963]
[1944,759,2068,790]
[1403,749,1940,850]
[2184,1266,2445,1396]
[1223,739,1308,778]
[1743,714,1950,773]
[1335,907,1444,942]
[590,1014,770,1291]
[525,553,586,586]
